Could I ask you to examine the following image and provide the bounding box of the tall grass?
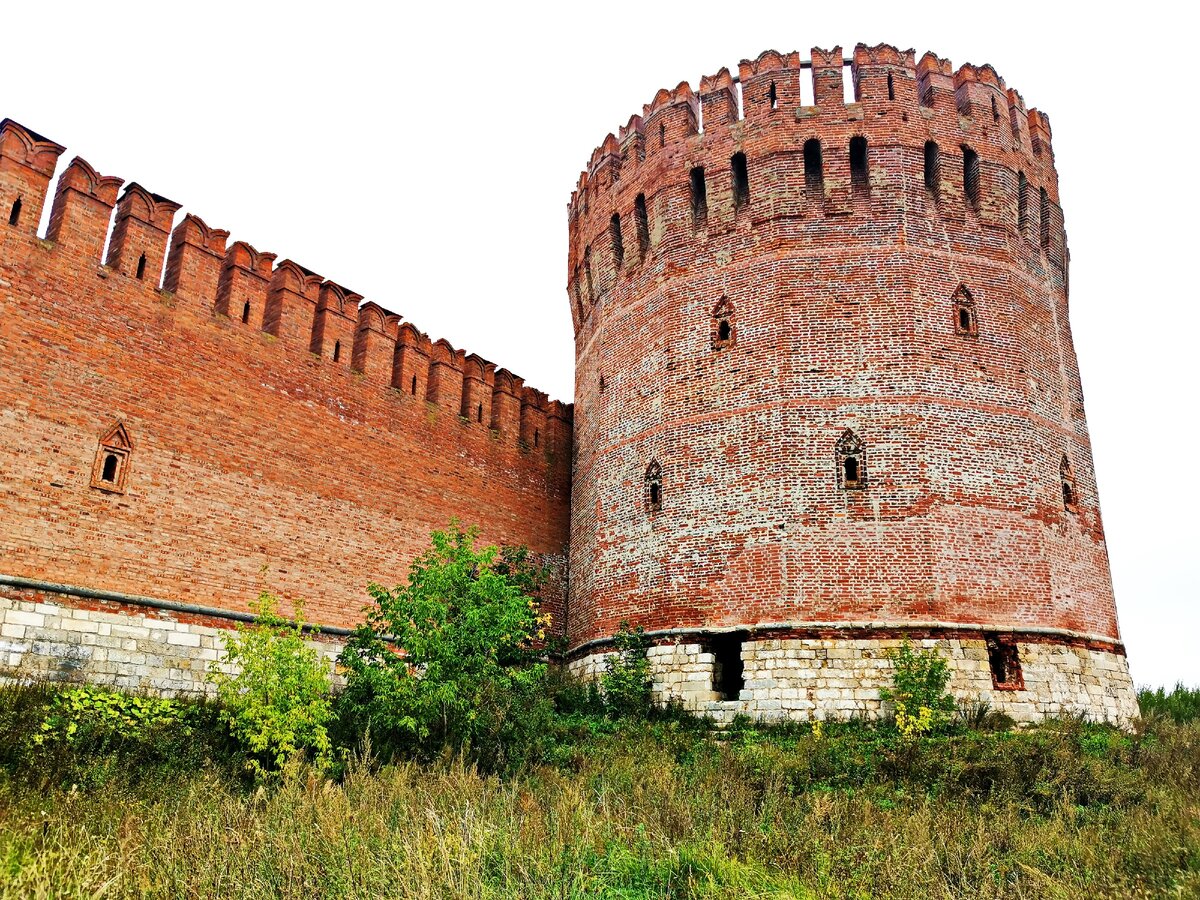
[1,710,1199,898]
[1,682,1197,898]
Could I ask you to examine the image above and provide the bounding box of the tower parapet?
[565,44,1134,725]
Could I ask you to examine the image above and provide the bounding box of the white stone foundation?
[569,635,1140,725]
[0,593,342,695]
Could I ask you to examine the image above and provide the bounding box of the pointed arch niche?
[1060,454,1077,512]
[835,428,866,490]
[711,297,736,349]
[952,284,979,337]
[645,459,663,513]
[90,422,133,494]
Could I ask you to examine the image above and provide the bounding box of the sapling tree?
[336,522,553,765]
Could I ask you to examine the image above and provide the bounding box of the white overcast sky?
[6,1,1194,687]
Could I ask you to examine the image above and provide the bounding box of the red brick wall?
[565,44,1121,649]
[0,120,571,631]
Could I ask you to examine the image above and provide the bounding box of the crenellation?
[426,337,465,409]
[105,182,181,282]
[697,68,737,130]
[641,82,698,159]
[1028,109,1053,162]
[810,46,845,107]
[737,51,802,120]
[490,369,524,437]
[352,301,400,384]
[45,157,123,255]
[215,240,276,329]
[309,281,360,363]
[460,353,496,425]
[0,119,66,237]
[263,258,322,344]
[163,213,229,301]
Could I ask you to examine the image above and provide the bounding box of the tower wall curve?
[564,43,1136,722]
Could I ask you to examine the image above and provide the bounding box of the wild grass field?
[1,683,1198,899]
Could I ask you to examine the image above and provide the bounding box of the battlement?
[566,42,1068,336]
[0,117,571,459]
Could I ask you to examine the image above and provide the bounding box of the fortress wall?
[0,119,571,634]
[0,584,343,696]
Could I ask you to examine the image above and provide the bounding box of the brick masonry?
[0,40,1138,722]
[564,43,1136,719]
[0,120,571,635]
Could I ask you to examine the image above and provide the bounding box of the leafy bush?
[1,682,226,787]
[880,639,957,735]
[601,621,652,719]
[208,593,334,777]
[335,523,555,771]
[30,684,184,749]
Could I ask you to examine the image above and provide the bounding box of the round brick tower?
[564,43,1137,723]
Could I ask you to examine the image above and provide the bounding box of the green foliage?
[0,715,1197,898]
[879,639,957,735]
[208,593,333,777]
[0,682,227,788]
[601,620,652,719]
[1138,682,1200,723]
[336,522,555,771]
[30,684,183,749]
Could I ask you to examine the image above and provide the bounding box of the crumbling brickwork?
[565,43,1135,719]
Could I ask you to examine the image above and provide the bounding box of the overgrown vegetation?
[207,593,334,777]
[601,620,653,718]
[1139,682,1200,723]
[0,524,1196,897]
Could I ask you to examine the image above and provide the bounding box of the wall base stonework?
[0,587,342,696]
[569,635,1139,726]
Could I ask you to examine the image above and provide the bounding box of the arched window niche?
[645,460,663,513]
[835,428,866,491]
[90,421,132,495]
[711,297,735,349]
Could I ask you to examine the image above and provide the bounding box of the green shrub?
[1139,683,1200,723]
[335,523,555,772]
[30,684,184,749]
[601,621,652,719]
[208,593,334,777]
[2,682,226,787]
[879,639,957,735]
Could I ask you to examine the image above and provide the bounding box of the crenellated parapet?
[566,42,1068,336]
[0,117,570,463]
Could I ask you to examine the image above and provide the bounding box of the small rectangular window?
[690,167,707,227]
[731,152,749,211]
